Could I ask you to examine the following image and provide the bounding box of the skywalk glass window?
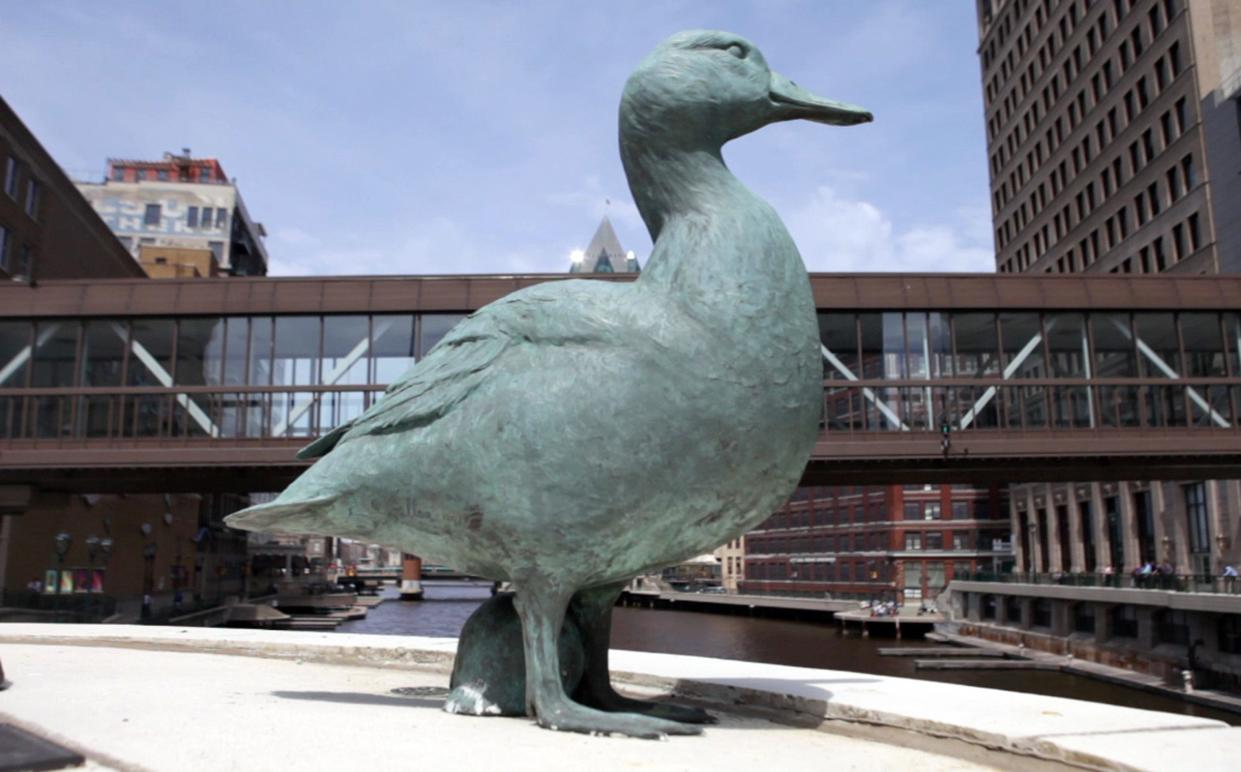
[420,314,466,358]
[81,321,125,387]
[372,314,416,384]
[126,319,175,387]
[272,316,321,385]
[952,313,1000,377]
[860,312,904,380]
[175,318,225,386]
[30,321,79,389]
[187,207,199,228]
[0,321,29,387]
[819,314,857,380]
[144,204,161,226]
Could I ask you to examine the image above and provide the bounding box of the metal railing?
[1,378,1239,445]
[960,570,1241,595]
[0,385,384,442]
[1,590,118,621]
[821,379,1241,433]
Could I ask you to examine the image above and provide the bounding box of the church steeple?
[568,215,640,274]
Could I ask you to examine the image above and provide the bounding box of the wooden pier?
[834,609,945,639]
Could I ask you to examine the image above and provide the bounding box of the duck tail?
[225,494,339,535]
[297,423,351,459]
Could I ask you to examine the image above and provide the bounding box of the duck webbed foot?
[569,583,717,726]
[515,580,703,739]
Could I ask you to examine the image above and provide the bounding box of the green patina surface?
[226,29,870,738]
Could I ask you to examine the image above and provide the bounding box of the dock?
[877,647,1005,658]
[619,589,853,621]
[914,659,1060,671]
[834,609,944,638]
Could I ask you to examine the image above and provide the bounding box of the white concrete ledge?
[1,624,1238,771]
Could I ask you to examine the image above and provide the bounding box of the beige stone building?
[714,537,746,592]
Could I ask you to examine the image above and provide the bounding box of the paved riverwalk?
[1,624,1238,770]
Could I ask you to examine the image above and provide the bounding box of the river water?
[337,583,1239,725]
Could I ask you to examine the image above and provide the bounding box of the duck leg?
[513,578,701,738]
[570,582,716,725]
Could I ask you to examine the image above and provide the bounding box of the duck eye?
[726,43,746,59]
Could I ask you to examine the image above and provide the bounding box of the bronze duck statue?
[226,29,870,738]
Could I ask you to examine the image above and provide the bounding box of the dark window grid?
[23,178,39,220]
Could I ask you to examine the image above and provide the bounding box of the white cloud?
[785,186,995,273]
[270,226,320,249]
[265,216,560,277]
[268,188,996,279]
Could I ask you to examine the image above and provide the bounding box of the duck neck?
[621,137,736,243]
[622,132,803,305]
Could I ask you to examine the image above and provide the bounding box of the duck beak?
[768,71,872,126]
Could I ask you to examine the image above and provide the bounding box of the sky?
[0,2,994,277]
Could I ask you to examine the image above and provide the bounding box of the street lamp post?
[99,537,113,619]
[141,542,157,621]
[85,535,100,621]
[52,532,72,622]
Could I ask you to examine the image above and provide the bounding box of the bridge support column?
[399,553,423,601]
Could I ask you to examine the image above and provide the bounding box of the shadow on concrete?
[272,690,444,709]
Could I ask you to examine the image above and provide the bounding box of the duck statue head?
[620,29,871,238]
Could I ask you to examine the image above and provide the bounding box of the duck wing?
[297,280,625,460]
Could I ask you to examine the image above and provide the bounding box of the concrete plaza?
[1,625,1238,770]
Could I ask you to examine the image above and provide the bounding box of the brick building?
[0,99,251,617]
[0,97,142,282]
[740,484,1012,602]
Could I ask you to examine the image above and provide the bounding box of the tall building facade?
[962,0,1241,689]
[978,0,1241,579]
[76,151,269,277]
[983,0,1240,276]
